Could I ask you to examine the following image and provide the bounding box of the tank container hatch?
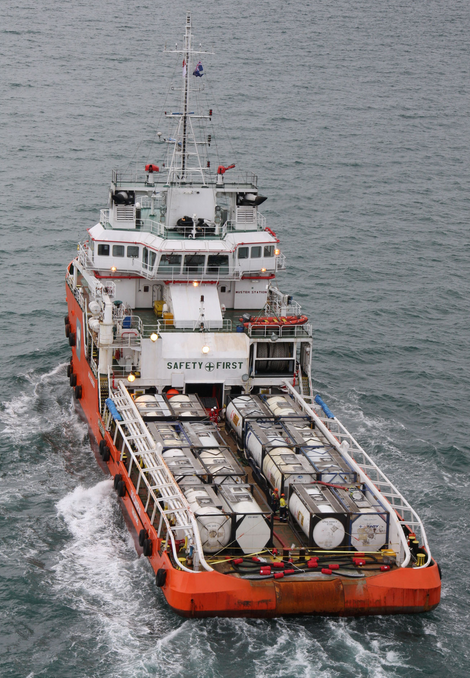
[288,484,349,549]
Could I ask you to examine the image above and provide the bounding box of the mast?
[165,15,213,185]
[181,13,191,179]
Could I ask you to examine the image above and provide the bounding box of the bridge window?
[157,254,182,274]
[98,244,109,256]
[113,245,125,257]
[183,254,205,274]
[207,254,229,274]
[127,246,139,258]
[238,247,249,259]
[251,246,262,258]
[264,245,275,257]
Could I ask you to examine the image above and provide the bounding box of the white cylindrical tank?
[290,423,323,447]
[135,395,158,417]
[183,487,231,554]
[226,396,267,439]
[262,449,315,492]
[218,485,271,554]
[245,425,288,468]
[266,396,297,417]
[289,489,338,540]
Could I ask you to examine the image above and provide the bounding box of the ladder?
[105,381,212,573]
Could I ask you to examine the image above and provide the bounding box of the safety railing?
[105,381,212,573]
[247,323,312,338]
[283,382,431,569]
[141,317,233,336]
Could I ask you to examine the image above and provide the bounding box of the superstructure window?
[251,246,262,258]
[264,245,275,257]
[98,244,110,256]
[238,247,249,259]
[183,254,205,274]
[113,245,125,257]
[157,254,182,274]
[127,246,139,258]
[143,247,157,271]
[207,254,229,274]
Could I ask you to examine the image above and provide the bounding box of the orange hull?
[65,286,441,618]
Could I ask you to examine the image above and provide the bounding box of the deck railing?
[283,381,431,568]
[104,381,213,573]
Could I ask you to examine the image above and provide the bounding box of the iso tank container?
[135,394,172,419]
[217,484,272,554]
[226,395,272,440]
[147,421,190,449]
[334,488,389,551]
[197,447,246,484]
[262,449,316,494]
[264,395,303,419]
[301,446,357,485]
[165,394,207,420]
[245,421,294,469]
[288,484,349,549]
[182,421,225,448]
[284,420,324,447]
[183,485,231,554]
[161,447,206,480]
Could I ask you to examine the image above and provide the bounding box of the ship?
[64,15,441,618]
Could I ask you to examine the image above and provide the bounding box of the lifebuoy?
[143,539,153,557]
[156,569,167,587]
[139,529,148,547]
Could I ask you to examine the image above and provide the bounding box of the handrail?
[283,381,431,568]
[108,381,212,573]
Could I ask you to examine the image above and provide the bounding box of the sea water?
[1,1,469,676]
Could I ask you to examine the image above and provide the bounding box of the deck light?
[261,268,267,273]
[111,266,117,272]
[275,249,280,256]
[127,373,136,382]
[150,332,159,342]
[193,281,199,287]
[270,332,278,342]
[202,345,210,354]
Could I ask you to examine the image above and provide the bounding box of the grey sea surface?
[1,1,469,676]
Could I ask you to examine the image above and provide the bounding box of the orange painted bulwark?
[65,283,442,619]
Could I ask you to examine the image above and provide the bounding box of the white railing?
[106,381,212,573]
[142,318,233,335]
[247,323,312,338]
[283,382,431,568]
[78,242,93,268]
[275,253,286,271]
[100,209,110,226]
